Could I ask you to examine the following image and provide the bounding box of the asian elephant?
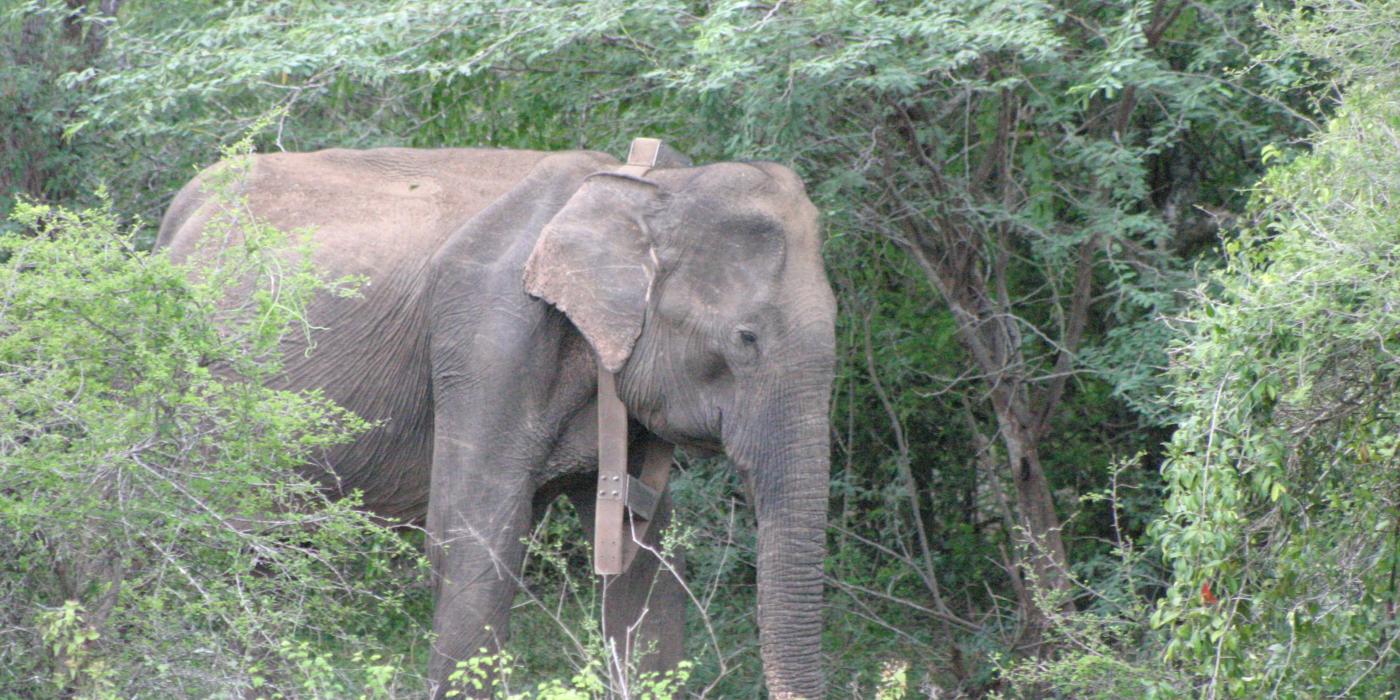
[157,141,836,699]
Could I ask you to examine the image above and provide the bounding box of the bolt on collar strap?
[594,137,676,576]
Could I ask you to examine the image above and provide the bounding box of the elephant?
[157,139,836,699]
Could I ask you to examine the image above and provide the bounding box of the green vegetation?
[2,0,1397,697]
[0,146,424,697]
[1153,4,1400,695]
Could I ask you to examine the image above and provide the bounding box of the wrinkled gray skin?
[158,147,835,699]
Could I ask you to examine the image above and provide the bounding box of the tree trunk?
[897,223,1078,631]
[877,88,1080,640]
[996,412,1073,616]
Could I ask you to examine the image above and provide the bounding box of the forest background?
[2,0,1397,698]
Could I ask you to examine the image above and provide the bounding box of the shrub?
[1152,4,1400,695]
[0,160,425,698]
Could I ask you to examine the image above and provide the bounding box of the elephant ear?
[523,173,662,373]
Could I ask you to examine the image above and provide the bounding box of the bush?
[995,456,1189,699]
[0,162,425,698]
[1152,4,1400,695]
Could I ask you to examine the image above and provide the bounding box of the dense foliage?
[1153,3,1400,695]
[2,0,1395,697]
[0,154,424,697]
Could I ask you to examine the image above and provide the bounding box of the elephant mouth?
[652,404,724,457]
[642,418,722,458]
[677,442,723,460]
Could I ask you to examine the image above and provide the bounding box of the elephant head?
[524,156,835,698]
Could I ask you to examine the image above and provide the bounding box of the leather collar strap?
[594,137,676,576]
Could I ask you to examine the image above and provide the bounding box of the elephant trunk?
[732,383,831,699]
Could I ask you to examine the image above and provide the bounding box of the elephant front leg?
[425,428,534,699]
[574,485,688,693]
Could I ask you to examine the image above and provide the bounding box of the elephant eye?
[729,326,761,366]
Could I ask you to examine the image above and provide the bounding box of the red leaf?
[1201,581,1218,605]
